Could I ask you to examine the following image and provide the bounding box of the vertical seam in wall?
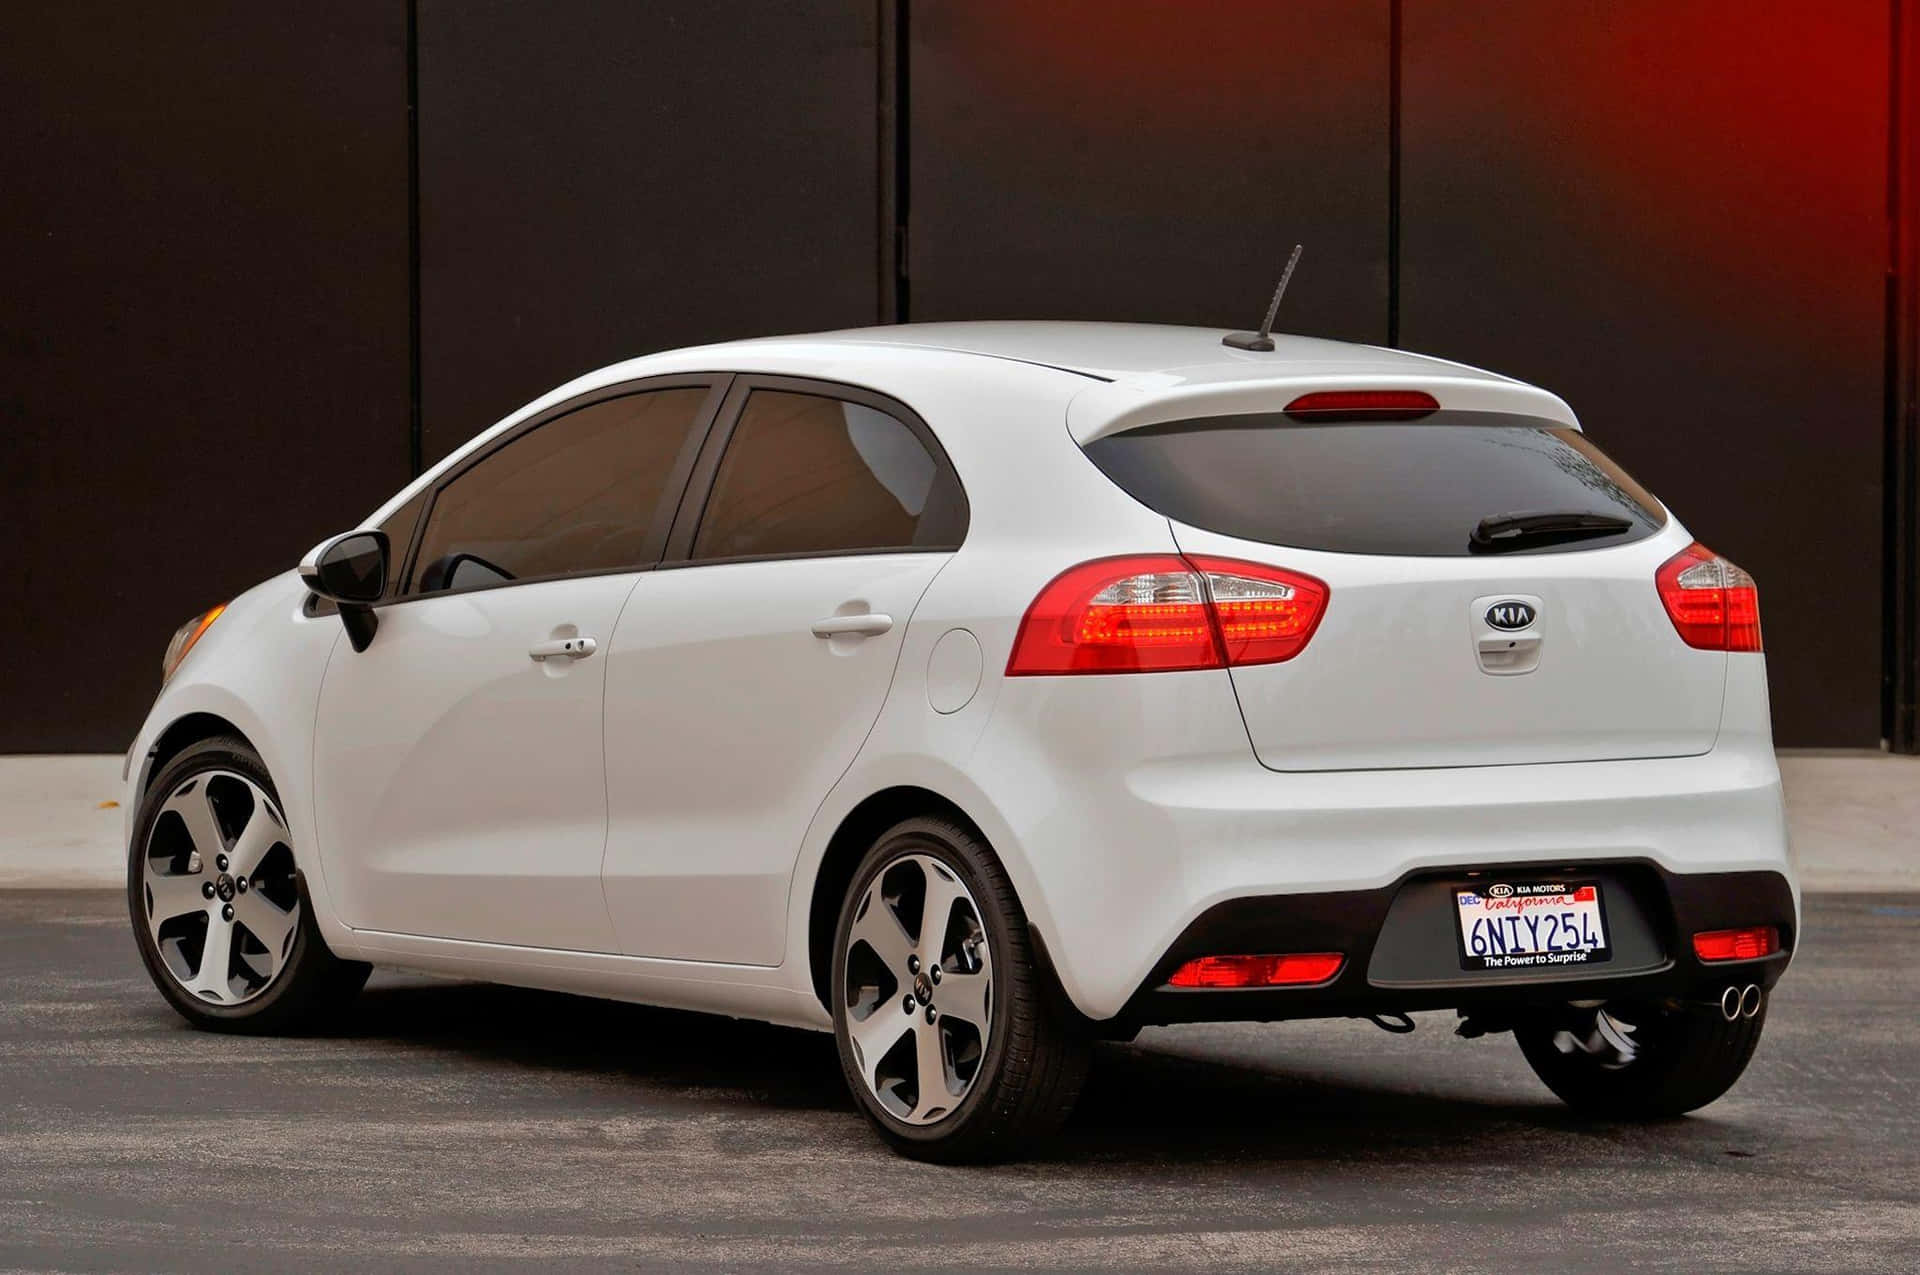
[1887,0,1919,750]
[406,0,423,477]
[876,1,899,323]
[1896,0,1912,756]
[893,0,911,322]
[1884,0,1899,746]
[1386,0,1403,348]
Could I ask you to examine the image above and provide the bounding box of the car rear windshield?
[1081,409,1667,557]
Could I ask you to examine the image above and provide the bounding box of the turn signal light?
[1692,926,1779,962]
[1006,554,1329,675]
[1656,542,1763,652]
[1167,953,1345,989]
[161,603,227,685]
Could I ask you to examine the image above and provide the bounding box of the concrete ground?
[5,750,1916,890]
[2,752,1914,1270]
[0,890,1914,1273]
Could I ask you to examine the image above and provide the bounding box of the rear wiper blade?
[1469,511,1634,553]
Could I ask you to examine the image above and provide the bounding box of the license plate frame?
[1453,880,1613,972]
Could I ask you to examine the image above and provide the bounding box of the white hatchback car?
[127,322,1796,1160]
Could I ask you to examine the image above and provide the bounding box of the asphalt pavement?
[1,890,1914,1274]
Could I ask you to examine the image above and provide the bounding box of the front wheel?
[1515,995,1767,1118]
[831,816,1089,1162]
[127,735,370,1033]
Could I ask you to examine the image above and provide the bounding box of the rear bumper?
[968,664,1792,1020]
[1115,862,1795,1027]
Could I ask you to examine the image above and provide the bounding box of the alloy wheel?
[140,769,302,1006]
[841,852,994,1126]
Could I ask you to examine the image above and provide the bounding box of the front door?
[310,379,723,951]
[312,575,638,949]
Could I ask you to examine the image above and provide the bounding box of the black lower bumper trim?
[1116,861,1795,1027]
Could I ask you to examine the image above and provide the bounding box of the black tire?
[127,735,371,1034]
[830,816,1090,1163]
[1515,997,1766,1118]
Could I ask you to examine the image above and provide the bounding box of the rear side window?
[410,387,710,594]
[1082,410,1666,557]
[691,389,966,561]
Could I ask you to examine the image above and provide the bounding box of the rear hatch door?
[1081,408,1725,771]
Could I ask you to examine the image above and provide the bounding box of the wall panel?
[416,0,883,462]
[907,1,1392,342]
[1,3,411,752]
[1402,0,1891,745]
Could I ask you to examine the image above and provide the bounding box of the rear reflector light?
[1283,389,1439,420]
[1692,926,1779,962]
[1167,953,1345,989]
[1005,554,1330,675]
[1656,541,1763,652]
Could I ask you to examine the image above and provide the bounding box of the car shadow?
[328,976,1677,1165]
[1060,1038,1612,1164]
[331,976,851,1111]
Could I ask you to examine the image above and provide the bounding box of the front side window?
[691,390,965,561]
[410,386,709,594]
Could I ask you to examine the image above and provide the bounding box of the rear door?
[1081,409,1724,771]
[600,378,967,964]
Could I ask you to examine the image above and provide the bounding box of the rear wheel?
[128,736,370,1033]
[1515,996,1766,1118]
[831,816,1089,1162]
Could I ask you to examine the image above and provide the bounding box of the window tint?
[691,390,965,560]
[411,387,709,593]
[1082,410,1666,557]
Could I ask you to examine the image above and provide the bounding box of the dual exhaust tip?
[1719,983,1764,1022]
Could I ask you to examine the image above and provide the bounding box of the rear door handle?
[529,636,598,661]
[811,613,893,639]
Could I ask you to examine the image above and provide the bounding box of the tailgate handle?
[1476,632,1542,676]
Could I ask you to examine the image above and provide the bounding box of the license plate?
[1454,881,1612,971]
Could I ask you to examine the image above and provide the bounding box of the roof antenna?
[1222,244,1303,351]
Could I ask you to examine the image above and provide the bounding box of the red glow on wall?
[1404,3,1889,345]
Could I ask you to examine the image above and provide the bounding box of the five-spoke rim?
[841,852,994,1126]
[141,769,301,1006]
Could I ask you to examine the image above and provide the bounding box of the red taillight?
[1283,389,1439,420]
[1005,554,1330,675]
[1167,953,1345,989]
[1186,555,1331,666]
[1005,555,1219,674]
[1656,541,1763,652]
[1692,926,1780,962]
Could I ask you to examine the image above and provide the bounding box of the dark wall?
[908,0,1391,343]
[417,0,883,463]
[2,3,411,753]
[1401,1,1892,746]
[3,2,1910,751]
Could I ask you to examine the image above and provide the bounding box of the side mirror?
[299,530,390,652]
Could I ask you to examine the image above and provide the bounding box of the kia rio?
[126,322,1796,1161]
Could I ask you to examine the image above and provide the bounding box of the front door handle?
[529,636,598,661]
[811,613,893,639]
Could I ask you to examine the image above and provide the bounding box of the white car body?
[127,322,1797,1034]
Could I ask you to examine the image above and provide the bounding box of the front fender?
[124,571,360,958]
